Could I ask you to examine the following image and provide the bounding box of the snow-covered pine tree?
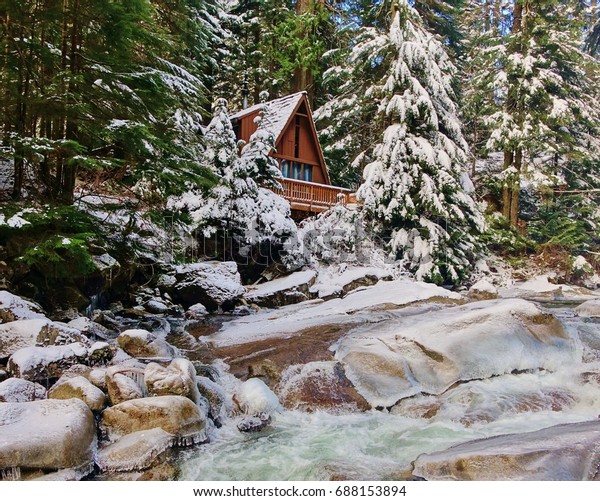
[463,0,600,226]
[190,99,297,253]
[328,0,484,284]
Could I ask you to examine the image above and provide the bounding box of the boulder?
[278,361,370,412]
[467,279,498,300]
[117,329,175,359]
[0,291,45,323]
[413,420,600,480]
[159,261,245,311]
[7,343,88,382]
[105,367,145,405]
[310,267,392,300]
[100,395,207,445]
[88,341,114,365]
[197,376,225,422]
[145,358,201,404]
[336,299,574,408]
[575,298,600,318]
[96,428,174,472]
[48,376,107,411]
[237,413,272,433]
[68,317,116,341]
[0,318,86,359]
[245,270,317,308]
[87,368,108,391]
[185,303,209,319]
[145,299,169,314]
[0,399,96,471]
[0,377,46,402]
[234,378,280,416]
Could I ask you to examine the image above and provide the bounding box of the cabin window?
[281,160,290,178]
[292,161,302,180]
[303,165,313,182]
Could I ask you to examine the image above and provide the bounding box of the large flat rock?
[413,420,600,480]
[245,270,317,307]
[0,398,96,471]
[336,299,575,407]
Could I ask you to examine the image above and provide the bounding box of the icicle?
[1,467,21,481]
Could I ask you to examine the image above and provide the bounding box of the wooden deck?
[276,178,354,213]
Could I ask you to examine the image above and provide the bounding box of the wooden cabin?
[231,92,353,216]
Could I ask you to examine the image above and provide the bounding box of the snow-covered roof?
[230,91,306,143]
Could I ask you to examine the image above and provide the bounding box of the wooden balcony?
[276,178,355,213]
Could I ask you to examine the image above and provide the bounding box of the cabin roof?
[230,91,306,144]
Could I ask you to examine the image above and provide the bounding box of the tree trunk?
[292,0,315,104]
[502,150,514,220]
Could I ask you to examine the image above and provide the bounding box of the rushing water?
[178,303,600,481]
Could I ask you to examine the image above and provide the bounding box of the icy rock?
[7,342,88,382]
[234,378,280,415]
[197,376,225,421]
[575,298,600,318]
[117,329,175,359]
[0,399,96,471]
[245,270,317,308]
[49,376,107,411]
[160,261,245,311]
[68,317,116,341]
[311,267,392,300]
[105,367,145,405]
[100,395,207,444]
[336,299,574,408]
[35,468,90,481]
[0,377,46,402]
[186,303,209,319]
[88,368,108,391]
[467,279,498,300]
[88,341,114,365]
[0,291,45,323]
[237,413,272,433]
[96,428,174,473]
[413,420,600,480]
[0,318,86,359]
[145,358,201,404]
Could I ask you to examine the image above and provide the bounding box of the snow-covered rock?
[0,291,45,323]
[96,428,174,473]
[8,342,89,382]
[88,341,113,365]
[92,253,121,275]
[197,376,225,422]
[0,377,46,402]
[310,267,392,300]
[159,261,245,311]
[234,378,280,416]
[0,399,96,471]
[49,376,107,411]
[467,279,498,300]
[100,396,207,445]
[68,316,116,341]
[145,358,201,404]
[237,413,272,433]
[88,368,108,391]
[575,299,600,318]
[185,303,209,319]
[336,299,575,407]
[245,270,317,307]
[105,367,145,405]
[0,318,87,359]
[117,329,175,359]
[413,420,600,480]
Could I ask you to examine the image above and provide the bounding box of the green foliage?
[481,213,535,256]
[20,234,95,281]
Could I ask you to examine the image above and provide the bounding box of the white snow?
[0,291,46,322]
[310,266,391,299]
[235,378,280,416]
[9,343,88,376]
[0,377,46,403]
[246,270,316,299]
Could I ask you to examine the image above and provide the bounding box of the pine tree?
[321,0,484,283]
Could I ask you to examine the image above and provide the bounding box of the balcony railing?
[276,178,355,213]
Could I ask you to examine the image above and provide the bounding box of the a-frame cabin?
[231,92,353,216]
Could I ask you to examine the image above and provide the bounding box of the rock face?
[145,358,201,404]
[8,342,89,382]
[0,318,86,359]
[0,291,45,323]
[234,378,280,415]
[159,261,245,311]
[575,298,600,318]
[0,399,96,471]
[96,428,174,472]
[0,377,46,402]
[245,270,317,308]
[105,367,145,405]
[117,329,175,359]
[413,420,600,480]
[48,376,107,411]
[100,395,207,445]
[336,299,574,408]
